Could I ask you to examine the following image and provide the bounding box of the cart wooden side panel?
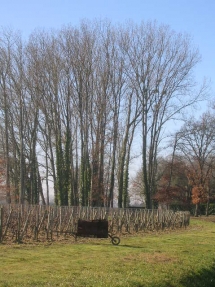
[76,219,108,238]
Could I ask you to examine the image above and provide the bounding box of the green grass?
[0,217,215,286]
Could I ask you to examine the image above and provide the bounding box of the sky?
[0,0,214,103]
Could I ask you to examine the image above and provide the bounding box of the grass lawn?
[0,216,215,287]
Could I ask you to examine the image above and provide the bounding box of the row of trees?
[175,113,215,215]
[131,113,215,216]
[0,20,207,208]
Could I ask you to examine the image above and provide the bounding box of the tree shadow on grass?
[116,244,145,249]
[179,261,215,287]
[91,242,145,249]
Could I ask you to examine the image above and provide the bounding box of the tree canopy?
[0,20,207,207]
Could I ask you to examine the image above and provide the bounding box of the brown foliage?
[154,186,187,205]
[191,186,208,205]
[154,156,189,206]
[186,163,211,205]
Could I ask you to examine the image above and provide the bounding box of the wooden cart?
[75,219,120,245]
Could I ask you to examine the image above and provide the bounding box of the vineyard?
[0,204,190,243]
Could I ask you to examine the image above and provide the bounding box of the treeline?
[130,113,215,216]
[0,20,206,208]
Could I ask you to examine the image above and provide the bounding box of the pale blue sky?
[0,0,214,102]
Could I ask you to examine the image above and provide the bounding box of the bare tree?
[0,20,209,208]
[120,21,206,209]
[0,29,14,203]
[176,113,215,216]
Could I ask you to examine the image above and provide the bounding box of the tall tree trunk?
[19,94,25,204]
[3,89,11,203]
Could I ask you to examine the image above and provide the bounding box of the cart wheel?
[111,236,120,245]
